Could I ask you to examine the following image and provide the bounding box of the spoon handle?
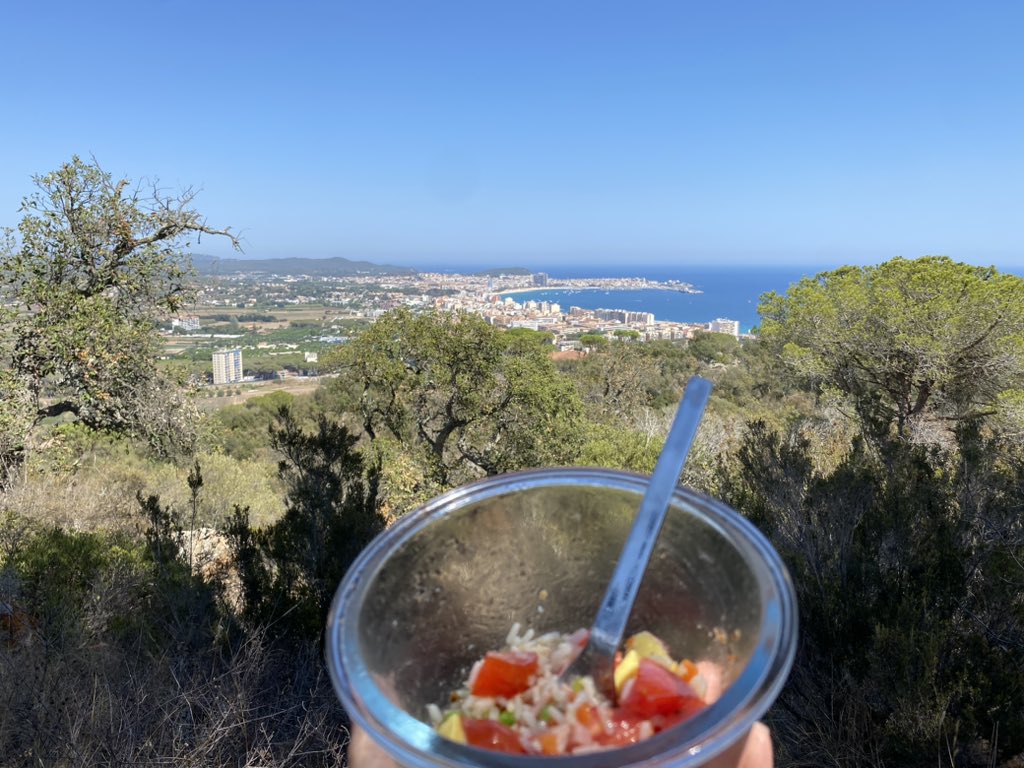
[586,376,713,669]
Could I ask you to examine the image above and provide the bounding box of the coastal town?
[168,265,745,387]
[416,270,740,347]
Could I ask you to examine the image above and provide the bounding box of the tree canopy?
[759,256,1024,439]
[325,307,585,485]
[579,333,608,349]
[561,342,666,423]
[688,330,740,365]
[0,157,239,461]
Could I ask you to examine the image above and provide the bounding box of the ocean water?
[508,265,818,334]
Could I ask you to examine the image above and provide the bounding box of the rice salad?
[429,624,707,756]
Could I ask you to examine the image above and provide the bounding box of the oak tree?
[327,308,584,486]
[0,157,239,463]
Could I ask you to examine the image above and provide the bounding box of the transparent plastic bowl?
[326,468,797,767]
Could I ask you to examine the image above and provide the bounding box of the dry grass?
[0,626,351,768]
[3,448,285,532]
[0,467,146,531]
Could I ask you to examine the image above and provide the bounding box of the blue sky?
[2,1,1022,269]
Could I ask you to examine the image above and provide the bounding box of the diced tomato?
[650,702,706,733]
[462,718,527,754]
[619,658,706,720]
[470,651,539,698]
[597,709,651,747]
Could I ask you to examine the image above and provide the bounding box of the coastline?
[497,283,702,297]
[496,282,756,334]
[465,266,814,335]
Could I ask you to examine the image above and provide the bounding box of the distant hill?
[190,254,417,277]
[473,267,532,276]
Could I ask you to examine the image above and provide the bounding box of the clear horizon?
[195,253,1024,277]
[2,1,1023,268]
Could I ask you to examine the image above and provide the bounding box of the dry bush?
[0,503,353,768]
[0,627,350,768]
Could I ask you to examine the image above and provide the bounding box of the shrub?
[724,421,1024,765]
[224,406,385,641]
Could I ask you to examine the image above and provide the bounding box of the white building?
[171,315,201,332]
[212,348,243,385]
[709,318,740,337]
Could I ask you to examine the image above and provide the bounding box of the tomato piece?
[470,651,539,698]
[462,718,527,754]
[597,709,651,747]
[619,658,705,719]
[650,702,706,733]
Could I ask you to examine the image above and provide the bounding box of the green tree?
[0,157,239,460]
[759,256,1024,440]
[559,341,700,423]
[505,326,555,347]
[325,308,584,485]
[687,330,740,365]
[206,391,300,460]
[563,343,663,423]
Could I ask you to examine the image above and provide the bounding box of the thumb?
[703,722,773,768]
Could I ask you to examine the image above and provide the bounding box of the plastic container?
[326,468,797,767]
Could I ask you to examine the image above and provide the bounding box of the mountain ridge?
[190,254,417,277]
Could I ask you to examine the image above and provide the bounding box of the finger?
[348,725,401,768]
[703,722,773,768]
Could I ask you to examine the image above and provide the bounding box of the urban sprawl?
[173,269,745,385]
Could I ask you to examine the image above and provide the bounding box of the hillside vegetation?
[2,160,1023,767]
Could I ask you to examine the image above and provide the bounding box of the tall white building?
[709,318,740,337]
[212,348,243,385]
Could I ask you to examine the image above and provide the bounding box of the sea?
[503,265,819,334]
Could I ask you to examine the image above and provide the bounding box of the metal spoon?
[560,375,713,699]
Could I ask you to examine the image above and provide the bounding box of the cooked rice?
[432,624,706,755]
[434,624,614,754]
